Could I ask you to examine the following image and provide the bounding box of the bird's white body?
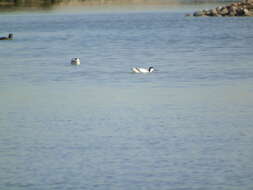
[132,67,154,73]
[71,58,80,65]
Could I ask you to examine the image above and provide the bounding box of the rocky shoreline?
[189,0,253,17]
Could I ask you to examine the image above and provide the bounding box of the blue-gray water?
[1,6,253,190]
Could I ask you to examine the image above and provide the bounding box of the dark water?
[1,6,253,190]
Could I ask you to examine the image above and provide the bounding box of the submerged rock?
[193,11,205,17]
[191,0,253,17]
[185,13,192,17]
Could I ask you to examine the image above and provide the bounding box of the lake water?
[1,4,253,190]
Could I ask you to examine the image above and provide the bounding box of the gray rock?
[246,4,253,10]
[210,9,218,16]
[220,7,229,16]
[229,6,238,16]
[245,0,253,3]
[202,9,210,16]
[236,7,245,15]
[242,8,253,15]
[216,6,223,11]
[243,8,250,15]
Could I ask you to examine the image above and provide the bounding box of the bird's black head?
[149,67,154,72]
[8,33,13,39]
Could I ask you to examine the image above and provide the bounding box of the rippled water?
[1,6,253,190]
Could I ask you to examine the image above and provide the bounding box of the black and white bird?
[0,33,13,40]
[132,67,154,73]
[71,58,80,65]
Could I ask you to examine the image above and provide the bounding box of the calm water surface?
[1,6,253,190]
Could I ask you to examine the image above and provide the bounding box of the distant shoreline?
[0,0,237,9]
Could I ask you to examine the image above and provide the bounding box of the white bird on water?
[132,67,154,73]
[71,58,80,65]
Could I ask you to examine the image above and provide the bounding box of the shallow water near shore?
[1,5,253,190]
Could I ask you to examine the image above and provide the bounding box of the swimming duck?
[132,67,154,73]
[71,58,80,65]
[0,33,13,40]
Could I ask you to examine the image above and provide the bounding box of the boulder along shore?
[189,0,253,17]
